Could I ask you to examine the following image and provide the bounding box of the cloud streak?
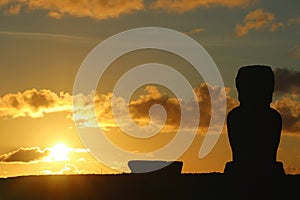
[0,31,93,43]
[0,0,145,20]
[184,27,205,35]
[150,0,255,13]
[235,8,284,37]
[0,0,258,20]
[0,147,50,162]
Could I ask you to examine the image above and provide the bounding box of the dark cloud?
[129,86,181,129]
[0,88,72,118]
[0,147,50,162]
[128,84,237,133]
[274,68,300,94]
[72,83,238,135]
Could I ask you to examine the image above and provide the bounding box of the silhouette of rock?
[224,65,285,176]
[128,160,183,174]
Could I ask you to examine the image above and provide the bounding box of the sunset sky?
[1,0,300,177]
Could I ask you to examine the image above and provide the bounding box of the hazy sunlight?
[49,143,71,162]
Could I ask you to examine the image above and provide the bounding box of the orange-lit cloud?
[245,68,300,136]
[0,0,9,6]
[72,83,236,134]
[0,0,144,20]
[184,27,205,35]
[40,164,85,175]
[284,165,300,175]
[0,147,50,162]
[150,0,255,13]
[0,88,72,118]
[128,85,181,130]
[1,82,300,136]
[73,92,115,128]
[288,45,300,59]
[59,164,80,174]
[272,95,300,136]
[288,16,300,26]
[272,69,300,135]
[194,83,237,132]
[235,9,284,37]
[0,0,258,19]
[3,3,21,15]
[269,22,284,32]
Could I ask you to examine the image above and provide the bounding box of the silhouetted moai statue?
[224,65,285,176]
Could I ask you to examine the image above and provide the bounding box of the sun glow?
[49,143,70,162]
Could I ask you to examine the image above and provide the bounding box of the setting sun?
[49,144,70,162]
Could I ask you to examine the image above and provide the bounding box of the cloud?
[3,84,300,137]
[0,0,258,19]
[274,68,300,94]
[128,85,181,130]
[288,45,300,59]
[59,164,80,174]
[272,95,300,135]
[288,16,300,26]
[0,0,145,20]
[0,31,93,43]
[235,8,284,37]
[272,67,300,135]
[0,0,9,6]
[40,164,83,175]
[0,84,232,135]
[284,165,300,175]
[184,27,205,35]
[74,83,237,134]
[3,3,21,15]
[107,83,300,136]
[47,11,63,19]
[150,0,255,13]
[0,88,72,118]
[0,147,50,162]
[269,22,284,32]
[73,92,116,128]
[194,84,237,132]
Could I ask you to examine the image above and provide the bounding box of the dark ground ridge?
[0,173,299,200]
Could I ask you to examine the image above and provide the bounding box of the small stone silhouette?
[224,65,285,176]
[128,160,183,174]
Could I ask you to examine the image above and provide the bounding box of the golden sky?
[0,0,300,177]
